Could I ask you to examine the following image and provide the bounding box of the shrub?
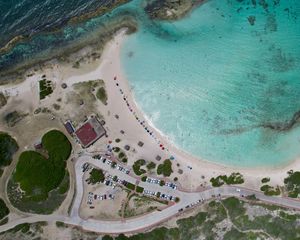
[96,87,107,105]
[0,198,9,220]
[136,186,144,193]
[113,147,120,153]
[133,159,147,176]
[210,172,244,187]
[0,132,19,167]
[126,182,135,191]
[284,170,300,198]
[157,159,173,177]
[261,177,270,183]
[260,185,281,196]
[87,168,105,184]
[146,162,156,171]
[141,176,147,182]
[118,152,125,159]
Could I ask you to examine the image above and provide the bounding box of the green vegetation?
[118,152,125,159]
[261,177,270,183]
[284,170,300,198]
[260,185,281,196]
[146,162,156,171]
[39,79,53,100]
[115,138,121,143]
[96,86,108,105]
[0,92,7,108]
[222,197,246,219]
[133,159,146,176]
[0,132,18,167]
[103,236,114,240]
[210,172,244,187]
[141,176,147,182]
[136,186,144,193]
[245,194,257,201]
[159,180,165,186]
[114,147,121,153]
[0,198,9,220]
[55,221,66,228]
[58,172,70,194]
[87,168,105,184]
[125,182,136,191]
[114,148,127,163]
[157,159,173,177]
[11,223,30,233]
[4,111,28,127]
[13,130,71,201]
[0,217,8,226]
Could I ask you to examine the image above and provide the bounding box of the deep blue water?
[0,0,116,48]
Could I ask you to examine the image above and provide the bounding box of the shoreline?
[0,0,132,56]
[111,34,300,174]
[1,29,300,192]
[0,14,138,86]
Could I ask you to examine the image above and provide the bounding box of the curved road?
[0,156,300,234]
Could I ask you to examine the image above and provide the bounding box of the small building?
[75,116,106,148]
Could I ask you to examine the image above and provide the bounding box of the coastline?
[1,29,300,192]
[0,15,138,86]
[0,0,132,56]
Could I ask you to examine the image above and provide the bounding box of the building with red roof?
[75,116,106,148]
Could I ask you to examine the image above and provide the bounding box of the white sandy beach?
[1,29,300,192]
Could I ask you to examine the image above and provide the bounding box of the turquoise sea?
[1,0,300,167]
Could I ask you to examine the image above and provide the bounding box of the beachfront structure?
[75,116,106,148]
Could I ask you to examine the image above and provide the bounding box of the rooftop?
[75,117,106,148]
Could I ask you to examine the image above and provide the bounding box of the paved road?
[1,156,300,234]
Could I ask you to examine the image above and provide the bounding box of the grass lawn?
[0,132,19,167]
[13,130,71,201]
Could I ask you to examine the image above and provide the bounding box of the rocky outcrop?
[145,0,205,21]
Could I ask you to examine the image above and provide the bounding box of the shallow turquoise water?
[121,0,300,167]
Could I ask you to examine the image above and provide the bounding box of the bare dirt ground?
[80,170,127,220]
